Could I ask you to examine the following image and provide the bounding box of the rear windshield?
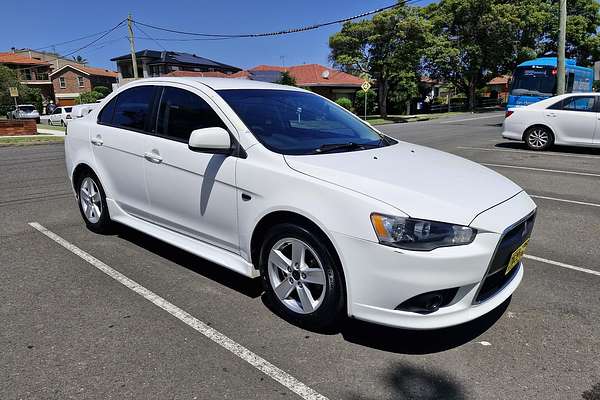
[18,105,36,112]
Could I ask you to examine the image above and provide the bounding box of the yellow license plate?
[506,239,529,275]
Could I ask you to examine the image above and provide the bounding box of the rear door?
[143,84,240,253]
[546,95,597,145]
[91,85,158,218]
[50,108,62,124]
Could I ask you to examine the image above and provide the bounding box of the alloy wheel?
[528,128,549,149]
[267,238,327,314]
[79,177,102,224]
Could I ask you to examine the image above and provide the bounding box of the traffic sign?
[9,87,18,97]
[361,81,371,92]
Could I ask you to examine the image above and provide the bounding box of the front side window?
[98,97,117,125]
[112,86,156,131]
[218,89,391,155]
[156,87,226,142]
[59,77,66,88]
[53,108,62,115]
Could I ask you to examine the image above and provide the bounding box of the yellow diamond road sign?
[361,81,371,92]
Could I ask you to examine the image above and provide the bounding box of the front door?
[143,84,239,253]
[546,96,598,145]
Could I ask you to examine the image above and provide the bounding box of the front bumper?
[334,191,536,330]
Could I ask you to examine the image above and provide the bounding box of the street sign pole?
[364,91,367,120]
[360,80,371,121]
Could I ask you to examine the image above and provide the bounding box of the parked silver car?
[7,104,40,122]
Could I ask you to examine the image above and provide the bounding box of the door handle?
[144,151,163,164]
[91,137,103,146]
[545,113,557,118]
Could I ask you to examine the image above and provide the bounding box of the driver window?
[156,87,226,143]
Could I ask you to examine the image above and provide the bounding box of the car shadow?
[345,362,466,400]
[112,223,263,299]
[109,224,508,354]
[495,141,600,156]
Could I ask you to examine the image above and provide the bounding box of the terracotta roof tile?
[250,64,363,87]
[0,52,50,66]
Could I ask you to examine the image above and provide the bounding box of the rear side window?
[98,97,117,125]
[156,87,226,142]
[112,86,156,131]
[64,107,72,113]
[550,96,596,112]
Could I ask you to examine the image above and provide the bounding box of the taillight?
[505,110,514,118]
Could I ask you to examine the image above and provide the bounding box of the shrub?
[77,91,104,104]
[335,97,354,112]
[93,86,111,97]
[353,89,377,115]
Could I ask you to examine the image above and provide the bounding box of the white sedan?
[65,78,536,330]
[503,93,600,150]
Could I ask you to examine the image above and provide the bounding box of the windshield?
[18,105,36,112]
[217,89,393,155]
[510,66,556,97]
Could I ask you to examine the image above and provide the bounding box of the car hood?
[284,142,522,226]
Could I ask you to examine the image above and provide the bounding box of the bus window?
[567,72,575,93]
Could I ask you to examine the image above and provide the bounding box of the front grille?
[475,212,536,303]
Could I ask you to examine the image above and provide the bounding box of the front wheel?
[524,126,554,151]
[259,223,345,330]
[76,172,112,233]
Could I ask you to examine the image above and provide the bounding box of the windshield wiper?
[314,142,370,154]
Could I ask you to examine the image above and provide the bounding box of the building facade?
[0,52,54,105]
[50,65,118,106]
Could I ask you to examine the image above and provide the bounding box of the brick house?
[0,52,54,105]
[49,64,117,106]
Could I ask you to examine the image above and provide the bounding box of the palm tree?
[72,55,88,65]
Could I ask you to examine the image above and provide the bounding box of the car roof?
[120,77,307,92]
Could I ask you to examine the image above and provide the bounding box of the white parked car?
[65,78,536,330]
[502,93,600,150]
[71,103,98,119]
[48,106,73,126]
[7,104,40,122]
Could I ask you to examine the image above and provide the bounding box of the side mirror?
[188,127,231,154]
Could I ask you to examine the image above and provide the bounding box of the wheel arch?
[72,163,97,191]
[250,210,348,304]
[523,123,555,141]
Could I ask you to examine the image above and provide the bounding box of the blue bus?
[507,57,594,108]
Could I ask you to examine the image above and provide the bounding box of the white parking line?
[482,163,600,178]
[530,195,600,208]
[439,114,503,124]
[28,222,328,400]
[524,254,600,277]
[458,146,600,160]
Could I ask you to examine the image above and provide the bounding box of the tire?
[524,126,554,151]
[259,223,345,330]
[75,171,112,234]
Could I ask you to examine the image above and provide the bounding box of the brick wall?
[52,69,92,96]
[0,120,37,136]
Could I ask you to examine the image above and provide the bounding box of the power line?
[132,2,411,39]
[134,23,166,50]
[30,28,118,52]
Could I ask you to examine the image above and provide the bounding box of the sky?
[0,0,434,71]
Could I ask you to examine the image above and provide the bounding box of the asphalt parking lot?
[1,111,599,400]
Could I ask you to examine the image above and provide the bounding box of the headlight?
[370,213,476,251]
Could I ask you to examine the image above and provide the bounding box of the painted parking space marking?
[530,195,600,208]
[439,114,503,124]
[524,254,600,277]
[482,163,600,178]
[28,222,328,400]
[457,146,600,160]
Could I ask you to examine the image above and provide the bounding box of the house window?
[23,69,32,81]
[78,76,85,88]
[59,77,66,88]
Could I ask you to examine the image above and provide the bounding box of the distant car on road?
[71,103,98,119]
[6,104,40,122]
[48,106,73,126]
[503,93,600,151]
[65,77,536,330]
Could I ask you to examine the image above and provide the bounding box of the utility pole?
[556,0,567,95]
[127,14,139,79]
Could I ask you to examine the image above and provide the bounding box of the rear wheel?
[524,126,553,151]
[259,223,345,330]
[76,171,112,233]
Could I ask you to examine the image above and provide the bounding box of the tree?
[72,55,88,65]
[92,86,111,97]
[277,71,296,86]
[77,90,104,104]
[330,5,431,117]
[0,65,43,114]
